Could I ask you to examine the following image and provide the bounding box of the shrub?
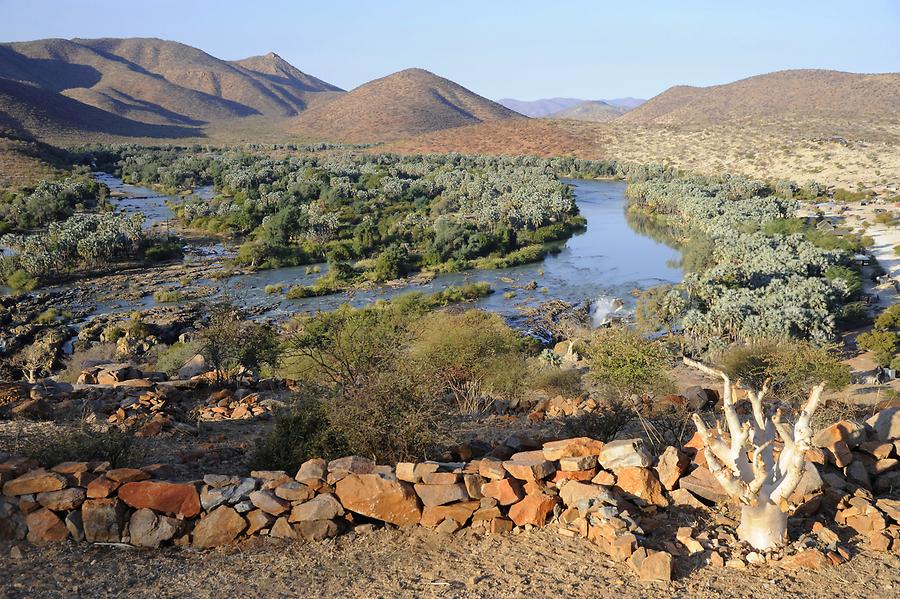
[837,302,872,328]
[253,395,348,472]
[530,366,583,397]
[153,290,182,303]
[6,269,38,293]
[198,302,279,382]
[155,341,202,377]
[719,340,851,403]
[561,399,633,442]
[875,304,900,330]
[34,308,59,325]
[323,369,449,462]
[585,326,675,398]
[409,310,529,411]
[825,265,863,300]
[18,425,140,468]
[264,283,284,295]
[857,329,899,367]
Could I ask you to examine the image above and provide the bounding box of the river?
[94,174,681,324]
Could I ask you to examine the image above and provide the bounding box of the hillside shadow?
[0,46,102,91]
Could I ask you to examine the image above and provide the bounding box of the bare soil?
[2,527,898,599]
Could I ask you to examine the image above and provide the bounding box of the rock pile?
[2,408,899,582]
[195,389,276,422]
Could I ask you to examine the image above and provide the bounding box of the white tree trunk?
[683,357,824,551]
[737,503,787,551]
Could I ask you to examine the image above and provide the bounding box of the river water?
[52,175,683,325]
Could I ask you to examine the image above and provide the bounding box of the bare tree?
[683,357,825,551]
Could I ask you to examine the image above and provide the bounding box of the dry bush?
[530,366,583,397]
[16,424,141,468]
[56,343,117,383]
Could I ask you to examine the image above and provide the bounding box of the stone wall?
[2,407,899,582]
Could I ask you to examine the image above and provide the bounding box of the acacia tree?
[684,357,825,551]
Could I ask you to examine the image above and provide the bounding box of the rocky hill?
[292,68,521,142]
[619,69,900,125]
[550,100,628,122]
[0,37,342,135]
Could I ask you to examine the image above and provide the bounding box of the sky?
[1,0,898,100]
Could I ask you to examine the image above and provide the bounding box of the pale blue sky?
[1,0,897,100]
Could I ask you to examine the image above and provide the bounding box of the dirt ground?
[1,527,898,599]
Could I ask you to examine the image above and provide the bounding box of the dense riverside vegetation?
[0,172,109,232]
[626,172,864,349]
[88,147,592,285]
[2,143,865,353]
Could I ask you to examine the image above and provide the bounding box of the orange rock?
[503,452,556,481]
[481,478,525,505]
[2,469,66,496]
[608,532,637,561]
[508,493,557,527]
[420,501,480,528]
[541,437,605,461]
[86,475,120,499]
[25,508,68,544]
[551,469,597,483]
[655,446,690,490]
[192,506,246,548]
[639,550,673,582]
[616,467,668,507]
[779,549,829,570]
[335,473,421,526]
[118,481,201,517]
[104,468,149,483]
[414,483,469,507]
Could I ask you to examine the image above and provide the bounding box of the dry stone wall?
[2,407,899,582]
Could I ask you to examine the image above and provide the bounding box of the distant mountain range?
[498,97,646,119]
[0,37,896,151]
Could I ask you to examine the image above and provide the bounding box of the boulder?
[129,508,182,548]
[655,446,690,490]
[559,481,615,508]
[270,516,300,539]
[414,483,469,507]
[481,478,525,505]
[508,493,557,527]
[639,550,673,582]
[118,481,201,517]
[542,437,605,461]
[25,508,68,544]
[297,519,340,541]
[289,494,344,522]
[274,481,315,502]
[177,354,208,379]
[36,487,86,511]
[615,467,668,507]
[295,458,327,486]
[867,408,900,442]
[813,420,866,449]
[478,457,507,480]
[192,506,246,548]
[597,439,652,471]
[335,474,421,526]
[65,510,84,541]
[86,475,120,499]
[82,498,125,542]
[0,499,27,540]
[248,489,290,516]
[420,501,481,528]
[779,549,829,570]
[679,467,728,503]
[3,469,66,496]
[104,468,150,483]
[503,452,556,481]
[246,509,275,535]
